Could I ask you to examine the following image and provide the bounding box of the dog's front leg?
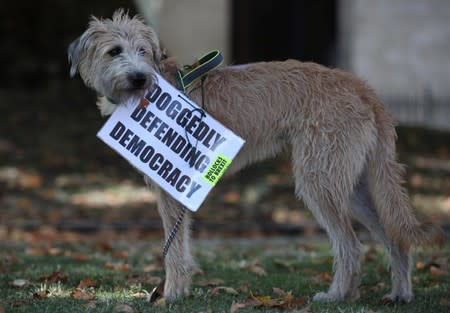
[144,177,197,301]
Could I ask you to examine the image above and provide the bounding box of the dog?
[68,9,444,303]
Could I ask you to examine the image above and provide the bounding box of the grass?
[0,238,449,313]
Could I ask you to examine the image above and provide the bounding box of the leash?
[150,51,223,303]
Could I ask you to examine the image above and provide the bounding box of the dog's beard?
[96,91,144,117]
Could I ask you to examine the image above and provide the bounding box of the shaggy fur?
[68,10,445,303]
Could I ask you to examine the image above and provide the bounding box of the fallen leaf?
[440,297,450,306]
[33,290,49,299]
[39,271,68,283]
[198,278,225,286]
[97,242,113,252]
[312,272,332,283]
[113,304,134,312]
[71,289,95,300]
[0,306,5,313]
[210,286,239,296]
[113,250,129,260]
[272,287,286,296]
[47,247,63,256]
[416,261,427,270]
[430,265,448,276]
[71,253,91,261]
[142,276,162,285]
[105,262,129,272]
[84,301,97,309]
[273,259,295,272]
[11,279,30,288]
[153,297,166,308]
[230,300,247,313]
[143,263,163,273]
[78,278,97,289]
[238,282,249,293]
[248,263,267,276]
[131,292,149,299]
[247,290,307,309]
[312,256,333,265]
[375,265,386,274]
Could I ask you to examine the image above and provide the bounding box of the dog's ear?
[68,29,97,78]
[68,36,83,78]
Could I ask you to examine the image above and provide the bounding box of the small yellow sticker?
[203,154,232,186]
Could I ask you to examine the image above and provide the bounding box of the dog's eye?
[108,46,122,57]
[138,48,146,56]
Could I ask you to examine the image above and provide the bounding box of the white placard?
[97,73,245,212]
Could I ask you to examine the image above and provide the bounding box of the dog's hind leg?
[350,170,413,303]
[304,194,363,302]
[145,177,197,301]
[290,124,376,302]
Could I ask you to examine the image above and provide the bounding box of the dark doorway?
[231,0,337,66]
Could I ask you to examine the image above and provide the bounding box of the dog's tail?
[367,103,446,249]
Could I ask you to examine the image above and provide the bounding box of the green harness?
[174,50,224,93]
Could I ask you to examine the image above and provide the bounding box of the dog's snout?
[128,72,147,88]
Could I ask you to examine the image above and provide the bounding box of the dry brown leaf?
[210,286,239,296]
[430,265,448,277]
[223,190,240,204]
[113,250,129,260]
[33,290,49,299]
[71,289,95,300]
[105,262,130,272]
[113,304,134,312]
[39,271,68,283]
[47,247,63,256]
[11,279,30,288]
[131,292,148,299]
[238,282,249,293]
[416,261,427,270]
[248,263,267,276]
[230,300,247,313]
[248,290,307,309]
[78,278,97,289]
[97,242,113,252]
[272,287,287,296]
[153,297,166,308]
[71,253,91,261]
[273,259,295,272]
[84,301,97,309]
[0,306,5,313]
[143,276,162,285]
[312,256,333,265]
[312,272,332,283]
[198,278,225,286]
[375,265,386,274]
[440,297,450,306]
[143,263,163,273]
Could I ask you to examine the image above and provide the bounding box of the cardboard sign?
[97,73,245,212]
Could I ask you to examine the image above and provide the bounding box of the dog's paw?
[163,275,192,302]
[381,292,413,304]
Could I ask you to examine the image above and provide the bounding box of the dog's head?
[68,9,161,109]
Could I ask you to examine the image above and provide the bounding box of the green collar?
[175,50,223,93]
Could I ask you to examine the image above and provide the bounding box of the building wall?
[339,0,450,129]
[135,0,230,65]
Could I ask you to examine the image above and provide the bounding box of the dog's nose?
[129,72,147,88]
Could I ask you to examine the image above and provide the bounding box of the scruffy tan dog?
[68,10,444,303]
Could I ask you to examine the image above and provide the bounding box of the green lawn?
[1,238,449,313]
